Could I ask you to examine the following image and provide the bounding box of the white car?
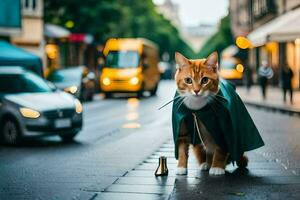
[0,67,83,145]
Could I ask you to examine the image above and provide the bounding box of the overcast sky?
[153,0,229,26]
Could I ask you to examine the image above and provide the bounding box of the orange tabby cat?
[174,52,247,176]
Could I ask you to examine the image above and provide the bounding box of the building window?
[23,0,38,11]
[22,0,42,16]
[253,0,276,19]
[32,0,36,10]
[24,0,29,8]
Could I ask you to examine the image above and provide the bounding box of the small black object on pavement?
[155,156,168,176]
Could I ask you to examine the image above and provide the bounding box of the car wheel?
[150,84,158,96]
[60,131,78,143]
[87,91,94,101]
[80,88,89,102]
[137,83,145,98]
[1,118,21,145]
[104,93,112,99]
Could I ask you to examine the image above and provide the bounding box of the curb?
[244,101,300,117]
[96,140,175,200]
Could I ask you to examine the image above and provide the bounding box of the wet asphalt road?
[1,81,300,200]
[0,81,175,200]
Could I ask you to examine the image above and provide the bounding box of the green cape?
[172,79,264,162]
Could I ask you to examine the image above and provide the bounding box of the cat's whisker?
[174,100,184,107]
[158,95,183,110]
[174,95,184,105]
[213,94,228,101]
[176,97,186,112]
[173,96,186,112]
[174,96,185,105]
[176,101,184,112]
[207,94,226,104]
[207,95,221,103]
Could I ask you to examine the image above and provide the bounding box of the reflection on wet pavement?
[122,122,141,129]
[126,112,139,121]
[123,98,141,129]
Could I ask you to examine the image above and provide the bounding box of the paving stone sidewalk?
[169,150,300,200]
[94,137,300,200]
[95,140,176,200]
[92,86,300,200]
[237,86,300,115]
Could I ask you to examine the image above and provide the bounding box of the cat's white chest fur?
[183,95,208,110]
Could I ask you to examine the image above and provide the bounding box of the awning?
[248,7,300,46]
[44,23,70,39]
[0,40,43,76]
[69,33,94,44]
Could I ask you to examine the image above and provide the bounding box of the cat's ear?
[175,52,189,69]
[204,52,218,72]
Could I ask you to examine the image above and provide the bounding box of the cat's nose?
[194,89,200,95]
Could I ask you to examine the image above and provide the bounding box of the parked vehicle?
[219,46,244,85]
[47,66,96,101]
[158,61,174,79]
[100,38,160,97]
[0,67,83,145]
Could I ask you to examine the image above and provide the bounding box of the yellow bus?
[100,38,160,97]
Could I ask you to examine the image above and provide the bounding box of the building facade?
[11,0,45,67]
[181,24,216,52]
[156,0,216,53]
[230,0,300,89]
[156,0,181,28]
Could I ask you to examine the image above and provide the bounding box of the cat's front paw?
[176,167,187,175]
[199,162,210,171]
[209,167,225,176]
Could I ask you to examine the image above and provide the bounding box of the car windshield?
[105,51,139,68]
[220,59,236,69]
[47,68,82,84]
[0,73,52,94]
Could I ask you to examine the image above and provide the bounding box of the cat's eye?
[184,77,193,85]
[201,77,209,84]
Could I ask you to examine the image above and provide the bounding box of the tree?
[44,0,195,59]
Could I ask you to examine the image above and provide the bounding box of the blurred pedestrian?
[281,64,294,104]
[245,66,253,92]
[258,61,273,100]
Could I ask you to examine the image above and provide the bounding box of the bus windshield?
[105,51,139,68]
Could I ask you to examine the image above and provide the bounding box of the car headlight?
[129,77,139,85]
[20,108,40,119]
[236,64,244,73]
[102,77,111,86]
[64,86,78,94]
[74,99,83,114]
